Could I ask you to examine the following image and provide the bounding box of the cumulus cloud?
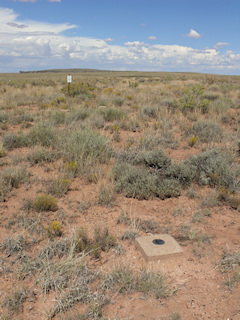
[186,29,201,39]
[0,7,239,74]
[148,36,157,40]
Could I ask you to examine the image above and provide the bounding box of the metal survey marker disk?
[135,234,183,261]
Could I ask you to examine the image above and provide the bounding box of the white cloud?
[148,36,157,40]
[14,0,37,2]
[214,42,229,49]
[48,0,61,2]
[0,7,239,74]
[186,29,201,39]
[104,38,114,42]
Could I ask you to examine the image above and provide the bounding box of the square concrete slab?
[135,234,183,262]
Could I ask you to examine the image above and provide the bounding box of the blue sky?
[0,0,239,74]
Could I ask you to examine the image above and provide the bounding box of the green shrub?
[178,84,206,113]
[189,120,223,143]
[32,194,58,212]
[61,81,95,97]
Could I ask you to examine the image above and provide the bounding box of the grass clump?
[26,148,59,165]
[47,177,71,197]
[1,235,28,256]
[139,131,179,150]
[0,167,29,201]
[224,272,240,291]
[74,226,117,258]
[188,136,198,147]
[102,266,173,298]
[46,221,63,238]
[27,122,58,147]
[99,107,126,122]
[61,128,111,173]
[31,194,58,212]
[97,183,116,207]
[218,251,240,272]
[4,289,30,315]
[102,266,135,293]
[2,133,28,150]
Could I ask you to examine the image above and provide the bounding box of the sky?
[0,0,239,75]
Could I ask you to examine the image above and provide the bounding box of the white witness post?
[67,74,72,96]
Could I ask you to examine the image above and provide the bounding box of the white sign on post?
[67,74,72,83]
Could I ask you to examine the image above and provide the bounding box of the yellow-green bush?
[32,194,58,212]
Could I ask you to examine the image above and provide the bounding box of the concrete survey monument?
[135,234,183,262]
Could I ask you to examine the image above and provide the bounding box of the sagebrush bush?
[188,120,223,143]
[112,161,182,200]
[187,148,239,191]
[111,163,157,200]
[142,149,171,170]
[154,178,181,200]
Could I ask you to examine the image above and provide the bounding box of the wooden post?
[68,82,70,96]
